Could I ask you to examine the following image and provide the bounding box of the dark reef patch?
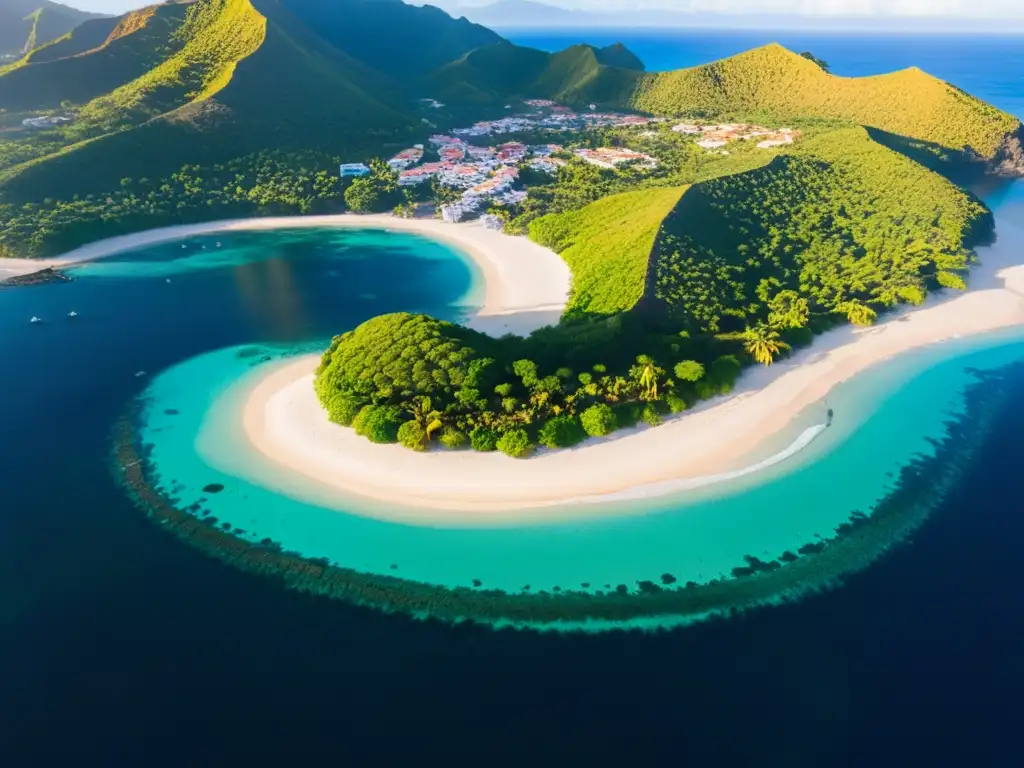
[202,484,225,494]
[112,364,1018,630]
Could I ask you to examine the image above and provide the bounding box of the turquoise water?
[126,186,1024,600]
[74,180,1015,618]
[135,331,1024,594]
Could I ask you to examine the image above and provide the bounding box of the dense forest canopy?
[315,312,745,456]
[649,127,990,333]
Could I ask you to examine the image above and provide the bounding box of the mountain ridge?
[0,0,107,57]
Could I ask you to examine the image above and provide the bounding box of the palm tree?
[408,396,444,441]
[630,355,664,401]
[742,324,790,366]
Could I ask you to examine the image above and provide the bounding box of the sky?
[64,0,1024,21]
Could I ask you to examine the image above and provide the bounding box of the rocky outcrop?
[0,267,71,287]
[987,124,1024,177]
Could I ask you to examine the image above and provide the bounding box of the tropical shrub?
[352,405,403,444]
[538,415,586,449]
[496,429,533,458]
[397,421,427,451]
[580,403,617,437]
[470,426,499,452]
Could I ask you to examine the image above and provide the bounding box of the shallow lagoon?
[4,193,1023,628]
[105,192,1024,620]
[135,329,1024,598]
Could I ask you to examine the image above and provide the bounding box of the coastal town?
[338,100,801,224]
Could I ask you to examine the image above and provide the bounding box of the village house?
[22,115,72,129]
[388,145,425,170]
[496,142,527,162]
[574,148,658,170]
[439,146,466,163]
[339,162,371,177]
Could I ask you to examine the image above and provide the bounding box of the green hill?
[647,127,991,333]
[0,0,105,57]
[529,186,686,316]
[427,42,644,107]
[632,44,1020,161]
[0,0,415,205]
[0,5,191,113]
[428,40,1021,170]
[427,42,550,106]
[19,15,122,65]
[593,42,644,72]
[280,0,503,77]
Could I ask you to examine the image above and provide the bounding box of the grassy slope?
[281,0,503,77]
[0,0,103,57]
[532,45,642,106]
[647,126,990,332]
[21,16,122,64]
[427,42,643,108]
[529,186,687,316]
[427,42,550,106]
[0,0,415,204]
[0,6,185,111]
[632,44,1020,157]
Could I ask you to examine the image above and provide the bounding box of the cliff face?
[987,124,1024,177]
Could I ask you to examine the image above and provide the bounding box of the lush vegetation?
[649,127,990,333]
[0,0,102,58]
[593,43,644,72]
[428,42,644,108]
[315,312,746,455]
[529,186,686,316]
[632,44,1020,158]
[281,0,502,78]
[0,151,348,257]
[0,0,420,256]
[0,6,185,112]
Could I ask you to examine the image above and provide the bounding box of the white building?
[339,163,371,177]
[22,115,72,129]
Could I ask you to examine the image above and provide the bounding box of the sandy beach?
[0,214,571,334]
[241,213,1024,518]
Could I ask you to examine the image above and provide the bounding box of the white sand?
[242,212,1024,519]
[0,214,571,335]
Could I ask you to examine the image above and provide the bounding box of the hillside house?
[574,148,657,170]
[339,163,371,177]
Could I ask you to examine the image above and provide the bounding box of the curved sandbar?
[0,214,572,335]
[241,215,1024,520]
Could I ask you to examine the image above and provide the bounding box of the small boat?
[181,244,187,249]
[30,316,41,324]
[134,370,147,378]
[68,311,78,318]
[216,242,222,248]
[166,278,172,283]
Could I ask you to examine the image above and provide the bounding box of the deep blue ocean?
[2,32,1024,765]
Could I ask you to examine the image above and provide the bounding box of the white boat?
[30,316,41,324]
[134,371,147,378]
[68,311,78,318]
